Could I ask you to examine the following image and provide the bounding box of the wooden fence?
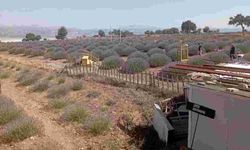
[63,64,188,94]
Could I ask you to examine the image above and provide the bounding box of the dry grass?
[47,84,70,98]
[31,79,50,92]
[85,115,111,136]
[0,71,11,79]
[61,104,88,124]
[70,79,83,91]
[1,116,38,143]
[0,96,21,125]
[57,77,66,84]
[17,72,42,86]
[48,98,70,109]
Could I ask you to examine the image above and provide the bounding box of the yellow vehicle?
[177,40,189,62]
[80,52,100,66]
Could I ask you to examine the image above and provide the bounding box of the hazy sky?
[0,0,250,29]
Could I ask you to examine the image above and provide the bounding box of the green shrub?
[30,50,44,57]
[121,58,149,74]
[208,52,230,64]
[149,54,172,67]
[16,69,30,82]
[128,51,149,61]
[188,45,199,56]
[18,72,42,86]
[49,51,67,60]
[0,71,11,79]
[47,84,70,98]
[57,77,66,84]
[115,46,137,56]
[86,116,110,136]
[237,43,250,53]
[203,43,216,52]
[47,74,55,80]
[71,80,83,91]
[23,49,32,56]
[243,53,250,61]
[48,98,70,109]
[2,117,38,142]
[166,48,180,61]
[61,104,88,123]
[147,48,166,56]
[31,80,50,92]
[188,57,208,65]
[0,96,21,125]
[101,56,123,69]
[102,50,119,59]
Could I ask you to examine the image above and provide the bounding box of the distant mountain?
[219,28,241,33]
[0,25,243,39]
[0,25,87,38]
[0,25,160,38]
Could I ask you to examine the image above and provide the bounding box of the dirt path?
[1,79,85,150]
[0,52,66,72]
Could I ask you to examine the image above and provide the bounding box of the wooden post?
[157,73,160,88]
[133,73,135,84]
[141,72,143,85]
[118,69,121,80]
[152,72,155,87]
[161,73,164,90]
[126,71,128,82]
[129,73,131,84]
[137,73,139,85]
[177,75,180,93]
[166,74,169,89]
[171,75,174,92]
[145,72,148,86]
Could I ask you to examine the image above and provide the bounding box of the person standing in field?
[230,44,236,60]
[198,43,203,56]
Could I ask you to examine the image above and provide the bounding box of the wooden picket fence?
[62,63,188,94]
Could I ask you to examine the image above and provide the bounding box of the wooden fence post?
[141,72,143,85]
[161,73,164,90]
[171,75,174,92]
[177,75,180,93]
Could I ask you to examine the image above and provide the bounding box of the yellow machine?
[81,52,100,66]
[177,40,189,62]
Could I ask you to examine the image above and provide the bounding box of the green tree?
[35,35,41,41]
[162,27,179,34]
[229,14,250,35]
[56,26,68,40]
[181,20,197,33]
[145,30,154,35]
[155,30,162,34]
[98,30,105,37]
[22,33,42,41]
[203,26,210,33]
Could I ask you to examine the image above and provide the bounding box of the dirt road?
[0,52,66,72]
[0,79,87,150]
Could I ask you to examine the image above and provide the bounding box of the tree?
[145,30,154,35]
[22,33,42,41]
[35,35,42,41]
[98,30,105,37]
[203,26,210,33]
[229,14,250,35]
[181,20,197,33]
[56,26,68,40]
[121,30,133,37]
[155,30,162,34]
[162,27,179,34]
